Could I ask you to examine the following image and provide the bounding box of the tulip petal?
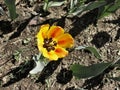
[55,47,68,58]
[36,24,50,42]
[48,25,64,39]
[37,24,50,51]
[37,43,43,51]
[42,48,59,60]
[57,33,74,48]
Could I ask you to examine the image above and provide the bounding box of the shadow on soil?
[32,9,99,38]
[2,60,35,87]
[103,18,120,41]
[31,16,66,29]
[91,31,111,48]
[115,28,120,41]
[103,17,120,26]
[56,68,73,84]
[0,6,51,39]
[2,59,63,87]
[9,15,35,40]
[69,9,98,38]
[35,60,73,85]
[0,20,12,36]
[35,59,62,84]
[0,15,35,39]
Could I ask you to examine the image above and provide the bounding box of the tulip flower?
[36,24,74,60]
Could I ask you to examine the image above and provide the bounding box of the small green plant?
[43,0,65,11]
[67,0,107,16]
[40,0,120,21]
[4,0,120,20]
[67,0,120,18]
[13,50,22,61]
[97,0,120,19]
[75,46,101,59]
[22,38,31,45]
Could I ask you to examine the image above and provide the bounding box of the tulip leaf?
[29,54,47,74]
[75,46,101,59]
[70,0,106,16]
[43,1,65,11]
[0,6,5,15]
[84,0,106,11]
[48,1,65,7]
[70,62,112,79]
[29,60,46,74]
[13,50,21,61]
[85,47,101,59]
[4,0,18,20]
[98,0,120,19]
[75,46,85,50]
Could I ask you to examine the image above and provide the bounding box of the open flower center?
[43,38,57,52]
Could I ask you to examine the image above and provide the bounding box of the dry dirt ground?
[0,0,120,90]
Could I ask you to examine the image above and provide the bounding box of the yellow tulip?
[36,24,74,61]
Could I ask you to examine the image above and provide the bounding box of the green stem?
[43,0,49,11]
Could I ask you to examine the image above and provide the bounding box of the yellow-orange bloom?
[36,24,74,61]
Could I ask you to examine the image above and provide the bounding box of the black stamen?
[43,38,57,52]
[53,41,57,46]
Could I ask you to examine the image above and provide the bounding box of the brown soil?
[0,0,120,90]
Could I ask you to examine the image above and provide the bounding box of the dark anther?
[49,38,52,42]
[43,38,57,52]
[44,38,49,44]
[47,47,51,52]
[51,46,55,50]
[53,41,57,46]
[43,44,47,48]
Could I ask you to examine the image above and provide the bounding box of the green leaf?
[22,38,31,45]
[75,46,85,50]
[29,53,47,74]
[70,62,112,79]
[0,6,5,15]
[13,50,21,61]
[107,0,120,12]
[85,47,101,59]
[43,1,48,11]
[29,59,46,74]
[75,46,101,59]
[84,0,106,11]
[98,0,120,19]
[108,77,120,81]
[70,0,106,16]
[43,1,65,11]
[4,0,18,20]
[48,1,65,7]
[70,0,74,9]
